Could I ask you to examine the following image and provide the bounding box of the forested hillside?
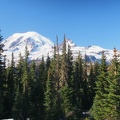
[0,32,120,120]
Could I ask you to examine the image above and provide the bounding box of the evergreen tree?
[56,36,60,91]
[12,87,23,119]
[44,69,57,120]
[29,61,36,93]
[29,58,45,119]
[30,77,44,120]
[73,52,83,118]
[29,61,44,119]
[104,48,120,119]
[87,63,96,109]
[53,35,60,90]
[59,35,68,87]
[50,36,63,120]
[82,53,89,110]
[66,44,78,119]
[29,61,36,119]
[21,46,30,119]
[39,56,46,91]
[0,31,6,119]
[91,51,109,120]
[13,46,30,119]
[93,61,100,84]
[67,45,73,87]
[60,84,73,119]
[45,54,51,89]
[59,35,74,119]
[4,52,15,118]
[12,53,24,119]
[46,53,51,72]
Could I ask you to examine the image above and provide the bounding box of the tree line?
[0,32,120,120]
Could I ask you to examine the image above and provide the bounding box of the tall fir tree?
[29,61,36,95]
[59,35,68,87]
[82,53,89,110]
[50,36,64,119]
[0,31,6,119]
[73,52,83,119]
[12,86,23,119]
[30,76,44,119]
[29,56,45,119]
[5,52,15,118]
[67,44,74,87]
[66,44,77,119]
[91,51,109,120]
[46,53,51,72]
[104,48,120,119]
[39,56,46,91]
[12,53,24,119]
[13,46,30,119]
[59,35,74,119]
[21,46,30,119]
[44,69,57,120]
[87,63,96,109]
[29,61,44,119]
[28,61,36,119]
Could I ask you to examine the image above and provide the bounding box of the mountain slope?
[2,31,117,64]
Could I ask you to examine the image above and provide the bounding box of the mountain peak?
[7,31,53,45]
[12,31,47,40]
[2,31,54,62]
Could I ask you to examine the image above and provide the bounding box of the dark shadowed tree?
[5,52,15,118]
[0,31,6,119]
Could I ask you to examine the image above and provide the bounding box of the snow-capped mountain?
[2,31,54,63]
[2,31,117,64]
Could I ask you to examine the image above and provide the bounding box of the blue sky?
[0,0,120,49]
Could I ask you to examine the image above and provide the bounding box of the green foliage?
[12,87,22,119]
[91,51,109,120]
[3,33,120,120]
[73,52,83,118]
[30,79,44,119]
[39,56,46,91]
[59,35,68,87]
[12,46,30,119]
[44,69,56,120]
[60,85,73,118]
[4,53,15,118]
[103,49,120,120]
[87,63,96,109]
[0,31,6,119]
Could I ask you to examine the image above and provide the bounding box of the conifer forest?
[1,32,120,120]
